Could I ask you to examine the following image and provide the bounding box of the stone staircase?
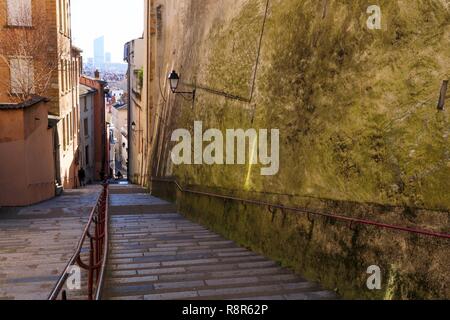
[102,186,336,300]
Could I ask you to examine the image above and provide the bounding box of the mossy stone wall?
[150,0,450,299]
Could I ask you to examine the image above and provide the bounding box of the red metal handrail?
[48,183,110,300]
[151,177,450,240]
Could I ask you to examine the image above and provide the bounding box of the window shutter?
[7,0,32,27]
[10,57,34,95]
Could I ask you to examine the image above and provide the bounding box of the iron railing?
[48,183,110,300]
[151,177,450,240]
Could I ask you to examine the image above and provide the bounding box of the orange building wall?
[0,102,55,207]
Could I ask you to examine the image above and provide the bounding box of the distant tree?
[0,1,67,102]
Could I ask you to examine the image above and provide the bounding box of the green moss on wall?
[174,0,450,210]
[206,0,264,98]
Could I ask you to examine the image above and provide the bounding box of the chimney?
[94,69,100,79]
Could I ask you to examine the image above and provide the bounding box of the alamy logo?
[367,5,382,30]
[66,266,81,291]
[171,121,280,176]
[366,265,382,290]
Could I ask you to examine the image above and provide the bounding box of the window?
[7,0,32,27]
[85,145,90,166]
[59,59,63,92]
[60,59,67,93]
[10,57,34,94]
[61,0,66,33]
[66,0,71,37]
[68,61,72,89]
[133,69,143,93]
[65,114,69,148]
[65,60,69,92]
[75,106,79,134]
[84,118,89,137]
[58,0,63,32]
[83,96,88,112]
[69,112,72,141]
[58,0,71,36]
[62,118,67,151]
[71,61,74,88]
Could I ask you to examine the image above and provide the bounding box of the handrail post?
[88,236,94,300]
[95,216,100,283]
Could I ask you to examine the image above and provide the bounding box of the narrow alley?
[0,0,449,306]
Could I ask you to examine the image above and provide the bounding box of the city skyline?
[94,36,105,68]
[71,0,144,63]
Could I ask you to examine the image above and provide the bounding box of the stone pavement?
[103,185,336,300]
[0,186,101,300]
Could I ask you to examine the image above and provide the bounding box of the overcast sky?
[71,0,144,63]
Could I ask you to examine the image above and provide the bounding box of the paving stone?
[161,258,220,267]
[109,276,159,284]
[136,267,186,276]
[107,284,155,296]
[205,277,259,286]
[144,290,199,300]
[153,280,205,290]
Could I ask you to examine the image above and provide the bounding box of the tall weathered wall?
[148,0,450,299]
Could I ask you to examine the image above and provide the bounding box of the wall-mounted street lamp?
[168,70,196,102]
[131,121,143,133]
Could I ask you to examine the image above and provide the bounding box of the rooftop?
[0,96,48,110]
[81,75,108,85]
[113,102,127,110]
[80,84,98,97]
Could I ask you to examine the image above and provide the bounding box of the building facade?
[80,74,108,181]
[112,103,128,178]
[56,44,82,190]
[94,36,105,70]
[0,0,81,204]
[106,98,116,178]
[124,37,146,184]
[79,84,97,184]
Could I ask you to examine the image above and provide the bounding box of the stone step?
[106,272,301,289]
[106,281,326,300]
[109,255,269,271]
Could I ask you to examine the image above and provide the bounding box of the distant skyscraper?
[94,36,105,69]
[105,52,112,64]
